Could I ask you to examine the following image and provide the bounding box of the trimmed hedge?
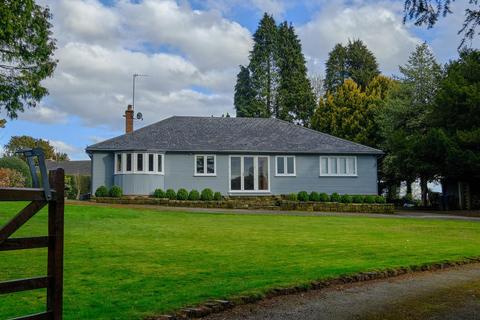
[288,193,297,201]
[213,192,222,201]
[375,195,386,204]
[330,193,341,202]
[201,188,214,201]
[309,191,320,202]
[188,189,200,201]
[165,189,176,200]
[0,156,32,187]
[340,194,353,203]
[352,195,365,203]
[109,185,123,197]
[298,191,309,202]
[176,188,189,200]
[95,186,109,197]
[364,195,376,204]
[319,193,329,202]
[153,189,165,198]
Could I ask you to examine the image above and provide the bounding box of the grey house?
[86,109,382,196]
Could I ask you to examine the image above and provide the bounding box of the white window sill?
[275,174,296,177]
[115,172,164,175]
[228,190,271,194]
[319,174,358,177]
[194,174,217,177]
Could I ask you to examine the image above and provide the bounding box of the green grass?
[1,203,480,319]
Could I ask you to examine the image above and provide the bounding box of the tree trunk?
[420,177,428,207]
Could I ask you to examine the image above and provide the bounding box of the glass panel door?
[230,157,241,190]
[258,157,269,190]
[243,157,254,190]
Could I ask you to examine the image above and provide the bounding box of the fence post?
[47,168,65,319]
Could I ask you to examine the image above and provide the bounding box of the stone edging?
[145,257,480,320]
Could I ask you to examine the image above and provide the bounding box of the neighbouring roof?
[86,116,382,155]
[46,160,91,176]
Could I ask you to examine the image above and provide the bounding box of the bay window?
[114,152,164,174]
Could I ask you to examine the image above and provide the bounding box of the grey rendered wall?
[270,155,378,195]
[165,154,229,193]
[114,174,164,195]
[91,152,114,193]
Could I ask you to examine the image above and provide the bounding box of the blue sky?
[1,0,477,160]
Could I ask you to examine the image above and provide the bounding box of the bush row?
[288,192,386,204]
[95,185,123,198]
[153,188,222,201]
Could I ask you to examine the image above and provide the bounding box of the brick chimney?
[124,104,134,133]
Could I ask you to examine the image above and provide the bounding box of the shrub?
[319,193,329,202]
[95,186,109,197]
[288,193,297,201]
[352,195,365,203]
[330,192,341,202]
[213,192,222,201]
[340,194,353,203]
[0,168,26,187]
[153,188,165,198]
[0,157,32,187]
[364,195,376,204]
[309,191,320,202]
[188,189,200,201]
[176,188,189,200]
[165,189,176,200]
[297,191,309,202]
[109,185,123,197]
[201,188,214,201]
[375,195,386,204]
[65,175,78,200]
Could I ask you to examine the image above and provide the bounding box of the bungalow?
[86,106,382,196]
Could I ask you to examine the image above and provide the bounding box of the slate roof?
[86,116,382,155]
[46,160,91,176]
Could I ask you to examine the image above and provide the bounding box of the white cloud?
[250,0,285,18]
[18,105,68,124]
[49,140,80,155]
[298,1,420,76]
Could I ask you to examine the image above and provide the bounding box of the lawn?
[1,203,480,319]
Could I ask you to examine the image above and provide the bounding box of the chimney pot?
[125,104,134,133]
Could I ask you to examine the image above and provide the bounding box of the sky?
[1,0,478,160]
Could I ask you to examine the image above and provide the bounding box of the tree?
[312,76,395,147]
[403,0,480,49]
[4,135,69,160]
[378,43,443,205]
[234,66,265,117]
[324,40,380,93]
[0,0,57,118]
[247,13,278,117]
[276,22,316,126]
[309,74,324,103]
[429,49,480,185]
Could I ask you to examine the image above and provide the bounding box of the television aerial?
[132,73,148,121]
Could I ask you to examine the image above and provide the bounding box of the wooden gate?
[0,168,65,320]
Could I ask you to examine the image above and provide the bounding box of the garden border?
[93,197,394,214]
[146,257,480,320]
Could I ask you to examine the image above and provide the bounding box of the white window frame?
[194,154,216,176]
[275,155,296,176]
[228,155,271,193]
[114,152,164,175]
[319,156,357,177]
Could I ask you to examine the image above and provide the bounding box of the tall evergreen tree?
[234,66,266,117]
[247,13,278,117]
[276,22,316,126]
[324,40,379,92]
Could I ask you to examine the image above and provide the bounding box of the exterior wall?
[91,152,114,192]
[114,174,164,195]
[92,152,378,196]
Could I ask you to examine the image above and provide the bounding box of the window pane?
[207,156,215,174]
[158,155,163,172]
[244,157,254,190]
[116,154,122,172]
[126,154,132,172]
[148,154,154,172]
[137,154,143,171]
[287,157,294,174]
[329,157,337,174]
[321,158,328,174]
[277,157,284,174]
[196,156,204,174]
[258,157,269,190]
[347,157,356,174]
[339,158,347,174]
[230,157,241,190]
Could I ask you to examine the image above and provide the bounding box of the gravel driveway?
[202,263,480,320]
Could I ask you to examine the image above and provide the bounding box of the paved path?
[68,201,480,222]
[203,264,480,320]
